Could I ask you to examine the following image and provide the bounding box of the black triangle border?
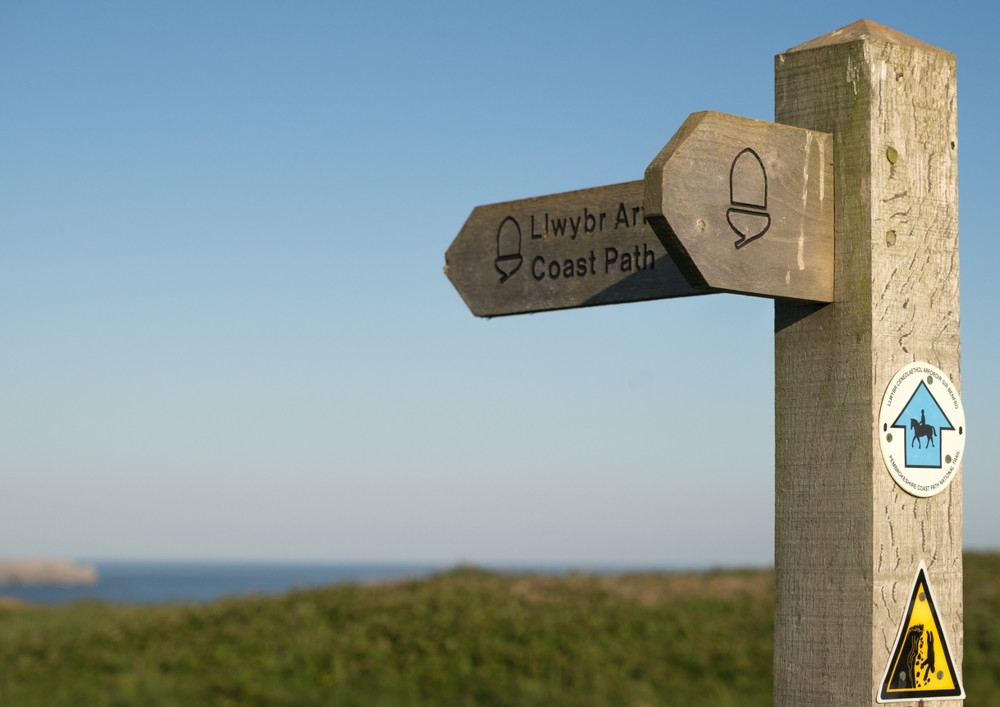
[878,562,964,702]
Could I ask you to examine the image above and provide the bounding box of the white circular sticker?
[878,362,965,497]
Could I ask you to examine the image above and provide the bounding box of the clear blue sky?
[2,2,997,566]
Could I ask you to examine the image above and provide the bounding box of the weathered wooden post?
[445,18,965,706]
[773,21,963,705]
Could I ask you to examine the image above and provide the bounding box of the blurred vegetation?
[0,553,996,706]
[963,552,1000,705]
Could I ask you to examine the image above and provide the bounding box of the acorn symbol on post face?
[495,216,522,282]
[726,148,771,249]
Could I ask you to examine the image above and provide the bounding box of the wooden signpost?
[773,21,962,706]
[444,19,963,706]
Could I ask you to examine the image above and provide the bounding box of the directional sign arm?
[644,111,834,302]
[445,180,711,317]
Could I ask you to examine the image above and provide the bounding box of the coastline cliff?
[0,559,98,586]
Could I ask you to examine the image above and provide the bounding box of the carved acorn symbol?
[726,148,771,249]
[495,216,523,282]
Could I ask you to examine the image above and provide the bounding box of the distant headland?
[0,559,98,586]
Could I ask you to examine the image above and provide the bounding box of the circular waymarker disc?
[878,362,966,498]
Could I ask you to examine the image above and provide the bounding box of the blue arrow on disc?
[891,380,956,468]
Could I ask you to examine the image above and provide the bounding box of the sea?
[0,560,676,606]
[0,561,444,606]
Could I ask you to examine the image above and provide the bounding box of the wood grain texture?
[644,111,834,302]
[445,181,707,317]
[773,19,960,706]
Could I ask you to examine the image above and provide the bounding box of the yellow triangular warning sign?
[878,562,964,702]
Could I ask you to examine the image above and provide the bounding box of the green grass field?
[1,553,998,706]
